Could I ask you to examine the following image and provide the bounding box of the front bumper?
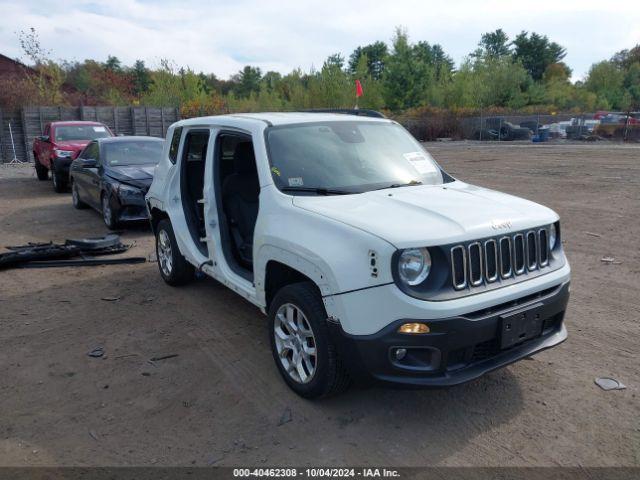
[113,189,149,222]
[329,281,569,387]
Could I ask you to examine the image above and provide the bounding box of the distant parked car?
[519,120,543,134]
[566,118,600,139]
[70,136,163,229]
[33,121,114,192]
[474,117,531,141]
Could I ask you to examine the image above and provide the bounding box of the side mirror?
[80,158,97,168]
[39,135,50,142]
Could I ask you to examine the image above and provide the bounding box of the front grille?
[451,227,552,290]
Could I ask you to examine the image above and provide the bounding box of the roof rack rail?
[302,109,386,118]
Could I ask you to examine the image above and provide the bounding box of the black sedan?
[70,136,163,229]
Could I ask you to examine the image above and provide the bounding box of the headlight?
[54,149,74,158]
[549,224,557,250]
[398,248,431,286]
[117,184,142,197]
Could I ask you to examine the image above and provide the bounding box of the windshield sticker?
[404,151,437,175]
[93,126,106,132]
[288,177,304,187]
[271,166,281,176]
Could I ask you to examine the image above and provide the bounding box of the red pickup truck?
[33,121,114,192]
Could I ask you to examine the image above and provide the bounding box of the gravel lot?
[0,142,638,467]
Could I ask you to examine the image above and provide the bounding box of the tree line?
[2,27,639,117]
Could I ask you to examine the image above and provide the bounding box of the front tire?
[101,192,119,229]
[34,157,48,180]
[269,282,350,399]
[155,219,194,286]
[71,180,88,209]
[51,165,67,193]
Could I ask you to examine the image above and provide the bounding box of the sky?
[1,0,639,81]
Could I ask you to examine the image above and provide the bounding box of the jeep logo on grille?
[491,219,512,230]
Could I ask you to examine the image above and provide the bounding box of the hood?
[105,164,155,190]
[54,140,90,150]
[292,181,558,249]
[54,140,90,158]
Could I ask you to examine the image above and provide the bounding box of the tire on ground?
[268,281,351,399]
[71,180,88,209]
[34,157,48,181]
[155,218,194,286]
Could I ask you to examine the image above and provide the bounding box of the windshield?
[104,140,163,166]
[266,121,443,194]
[55,125,111,142]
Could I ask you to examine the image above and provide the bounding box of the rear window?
[169,127,183,164]
[55,125,111,142]
[104,140,163,166]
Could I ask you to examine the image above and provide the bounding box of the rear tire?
[269,282,351,399]
[71,180,88,209]
[34,157,48,181]
[155,219,194,286]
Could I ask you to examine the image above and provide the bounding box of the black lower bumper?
[113,192,149,222]
[330,282,570,387]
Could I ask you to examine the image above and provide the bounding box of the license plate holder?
[500,303,545,349]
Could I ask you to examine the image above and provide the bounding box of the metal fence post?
[145,107,150,136]
[0,108,4,163]
[130,107,136,135]
[21,108,29,162]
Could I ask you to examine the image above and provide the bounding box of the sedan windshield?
[266,121,443,194]
[104,140,163,166]
[55,125,111,141]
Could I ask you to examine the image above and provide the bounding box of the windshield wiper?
[373,180,423,191]
[281,186,353,196]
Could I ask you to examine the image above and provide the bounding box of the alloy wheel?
[157,229,173,276]
[273,303,317,384]
[72,182,79,206]
[102,195,112,226]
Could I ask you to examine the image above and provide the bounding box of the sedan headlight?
[549,223,557,250]
[398,248,431,286]
[117,183,142,198]
[54,149,74,158]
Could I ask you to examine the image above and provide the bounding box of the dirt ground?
[0,141,638,467]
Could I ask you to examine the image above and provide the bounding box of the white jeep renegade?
[146,111,570,398]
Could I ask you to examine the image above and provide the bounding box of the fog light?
[398,322,430,334]
[394,348,407,360]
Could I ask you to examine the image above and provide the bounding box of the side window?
[81,142,98,160]
[169,127,183,164]
[94,143,102,166]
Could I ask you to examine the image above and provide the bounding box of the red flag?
[355,79,363,97]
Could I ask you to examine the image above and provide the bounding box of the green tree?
[348,41,388,79]
[17,27,66,105]
[382,27,432,110]
[477,29,511,58]
[104,55,123,72]
[585,61,625,109]
[232,66,262,99]
[512,31,566,81]
[131,60,151,96]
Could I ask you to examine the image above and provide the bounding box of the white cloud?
[1,0,638,79]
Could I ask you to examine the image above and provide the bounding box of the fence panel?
[0,106,178,163]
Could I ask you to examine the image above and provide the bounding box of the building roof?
[0,53,36,76]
